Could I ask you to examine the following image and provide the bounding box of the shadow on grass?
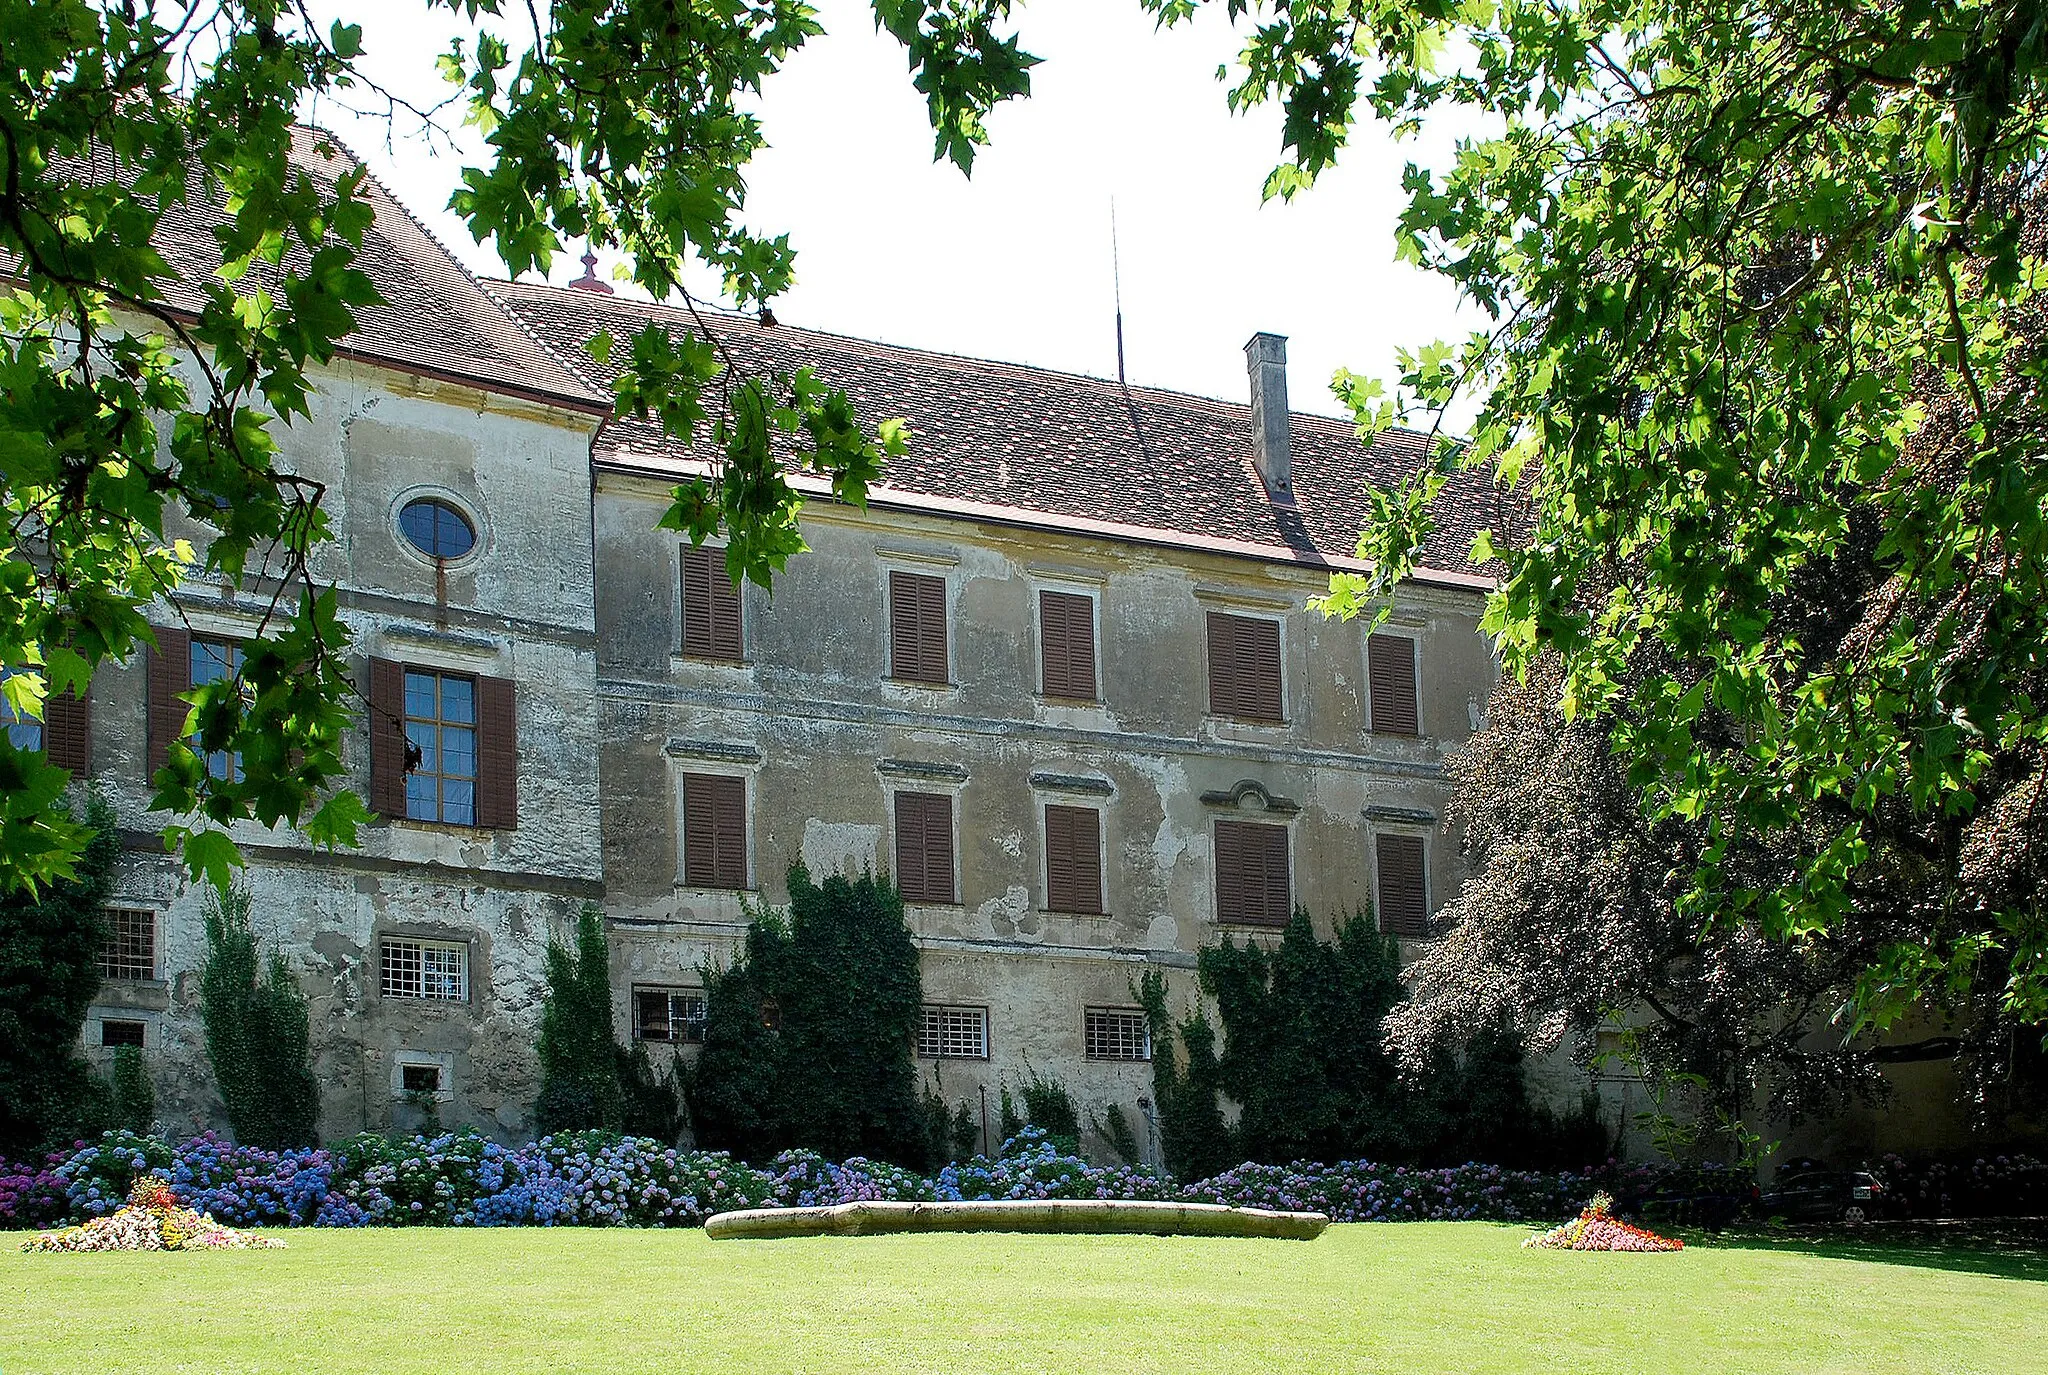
[1685,1218,2048,1282]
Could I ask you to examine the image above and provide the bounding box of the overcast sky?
[307,0,1482,420]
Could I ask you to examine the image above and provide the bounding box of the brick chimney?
[1244,332,1292,504]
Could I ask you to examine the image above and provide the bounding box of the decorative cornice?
[1198,779,1300,816]
[877,758,970,782]
[663,738,763,765]
[1028,771,1115,796]
[1364,805,1437,826]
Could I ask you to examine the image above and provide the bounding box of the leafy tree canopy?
[1153,0,2048,1028]
[0,0,1034,891]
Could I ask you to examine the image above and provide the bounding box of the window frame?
[1042,802,1106,915]
[188,634,246,782]
[679,543,746,662]
[98,907,158,982]
[401,667,481,827]
[633,985,709,1044]
[1037,586,1100,702]
[917,1003,990,1060]
[893,788,960,905]
[99,1018,146,1049]
[379,935,471,1003]
[1084,1006,1152,1062]
[1213,818,1293,927]
[397,496,478,562]
[681,771,751,890]
[1373,831,1432,937]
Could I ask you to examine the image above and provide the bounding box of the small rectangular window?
[403,669,478,826]
[894,791,957,904]
[99,908,157,981]
[1376,833,1430,937]
[682,774,749,889]
[1,666,43,752]
[189,636,245,781]
[1367,633,1420,736]
[1214,819,1292,926]
[918,1004,989,1059]
[1043,804,1104,914]
[888,570,949,685]
[380,936,469,1002]
[100,1019,145,1049]
[1039,590,1098,701]
[400,1063,443,1094]
[634,987,707,1044]
[681,544,745,661]
[1206,612,1284,722]
[1085,1008,1151,1061]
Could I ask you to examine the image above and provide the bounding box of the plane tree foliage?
[0,0,1034,892]
[1153,0,2048,1029]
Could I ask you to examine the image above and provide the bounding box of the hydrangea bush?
[4,1128,2037,1232]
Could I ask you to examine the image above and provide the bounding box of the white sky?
[306,0,1483,419]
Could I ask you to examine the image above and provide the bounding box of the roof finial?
[568,246,613,295]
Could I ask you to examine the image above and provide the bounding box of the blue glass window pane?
[1,671,41,752]
[440,677,474,725]
[399,499,476,560]
[404,673,436,720]
[406,721,437,774]
[442,725,476,779]
[442,779,475,827]
[405,774,436,821]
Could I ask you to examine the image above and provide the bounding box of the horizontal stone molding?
[1028,771,1114,796]
[663,737,764,764]
[1363,805,1438,826]
[877,757,970,782]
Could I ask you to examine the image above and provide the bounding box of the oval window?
[398,498,477,561]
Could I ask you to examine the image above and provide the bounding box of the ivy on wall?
[199,883,319,1150]
[690,866,930,1167]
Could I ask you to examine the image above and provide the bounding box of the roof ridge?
[485,275,1394,436]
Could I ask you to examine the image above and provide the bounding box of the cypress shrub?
[535,905,627,1135]
[199,883,319,1149]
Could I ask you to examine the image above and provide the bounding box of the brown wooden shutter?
[1044,804,1103,914]
[146,625,191,781]
[889,571,948,684]
[1368,633,1419,736]
[1377,833,1429,936]
[1209,613,1283,722]
[42,684,91,775]
[1205,612,1236,715]
[1040,591,1096,701]
[1215,819,1288,926]
[895,791,955,903]
[682,545,744,661]
[475,673,518,830]
[683,773,748,889]
[368,656,407,818]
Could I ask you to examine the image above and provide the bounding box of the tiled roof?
[492,281,1520,581]
[137,128,607,413]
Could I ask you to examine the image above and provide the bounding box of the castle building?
[62,137,1508,1147]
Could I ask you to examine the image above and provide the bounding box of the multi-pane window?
[99,908,157,981]
[1214,819,1292,926]
[918,1004,989,1059]
[1206,612,1284,722]
[634,987,708,1044]
[894,791,957,904]
[1,666,42,751]
[1085,1007,1151,1062]
[1039,590,1098,701]
[380,936,469,1002]
[1367,633,1420,736]
[1376,834,1430,937]
[398,498,476,561]
[888,570,949,684]
[100,1020,146,1048]
[1043,804,1104,914]
[404,670,477,825]
[682,773,749,889]
[681,544,745,660]
[189,637,244,781]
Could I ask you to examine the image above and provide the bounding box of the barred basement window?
[634,987,708,1044]
[99,908,156,981]
[918,1004,989,1060]
[380,937,469,1002]
[1085,1007,1150,1061]
[100,1019,145,1048]
[400,1063,443,1094]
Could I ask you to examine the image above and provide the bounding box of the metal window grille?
[634,987,707,1043]
[1084,1008,1151,1061]
[100,1019,145,1048]
[380,937,469,1001]
[99,908,156,981]
[918,1004,988,1059]
[402,670,478,826]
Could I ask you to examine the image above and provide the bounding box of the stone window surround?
[917,1003,990,1060]
[1194,588,1292,729]
[373,925,485,1007]
[391,1049,457,1103]
[1083,1006,1152,1062]
[878,546,959,693]
[1028,571,1106,705]
[389,483,490,574]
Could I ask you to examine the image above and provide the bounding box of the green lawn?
[3,1222,2043,1374]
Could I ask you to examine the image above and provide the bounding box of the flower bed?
[22,1174,284,1252]
[1524,1192,1683,1252]
[6,1128,2026,1234]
